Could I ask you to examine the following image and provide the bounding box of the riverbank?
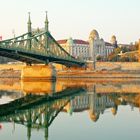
[57,70,140,79]
[0,69,20,78]
[1,68,140,80]
[0,63,140,79]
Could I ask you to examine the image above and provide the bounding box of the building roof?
[118,44,130,47]
[58,38,115,47]
[57,39,67,44]
[105,42,112,46]
[89,29,99,40]
[73,39,89,45]
[0,36,2,41]
[57,39,89,45]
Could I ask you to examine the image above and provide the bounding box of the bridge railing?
[0,31,85,66]
[0,33,29,43]
[47,32,75,60]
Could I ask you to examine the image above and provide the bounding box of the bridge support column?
[21,64,56,80]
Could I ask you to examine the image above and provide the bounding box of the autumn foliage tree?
[106,43,138,62]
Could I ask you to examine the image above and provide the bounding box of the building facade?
[57,33,114,61]
[89,29,114,61]
[105,42,114,56]
[68,92,115,121]
[111,35,118,48]
[57,38,89,60]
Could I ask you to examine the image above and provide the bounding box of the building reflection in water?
[68,85,118,122]
[67,85,140,122]
[0,81,140,139]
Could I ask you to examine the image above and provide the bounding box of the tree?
[96,55,103,61]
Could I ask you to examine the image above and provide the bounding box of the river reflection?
[0,80,140,140]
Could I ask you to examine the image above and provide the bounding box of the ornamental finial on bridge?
[138,39,140,62]
[27,12,32,33]
[45,11,49,32]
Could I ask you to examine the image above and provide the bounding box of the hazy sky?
[0,0,140,43]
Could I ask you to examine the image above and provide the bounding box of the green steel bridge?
[0,12,85,67]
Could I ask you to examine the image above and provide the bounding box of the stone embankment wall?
[55,62,140,71]
[0,69,20,78]
[57,62,140,79]
[0,62,140,79]
[96,62,140,71]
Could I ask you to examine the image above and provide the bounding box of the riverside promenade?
[0,62,140,79]
[57,62,140,80]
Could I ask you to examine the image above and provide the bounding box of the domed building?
[89,29,114,61]
[111,107,117,116]
[89,29,99,40]
[89,29,106,61]
[89,110,100,122]
[57,30,114,61]
[111,35,118,48]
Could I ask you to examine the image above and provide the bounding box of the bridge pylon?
[27,12,32,50]
[44,11,49,56]
[138,39,140,62]
[21,64,56,80]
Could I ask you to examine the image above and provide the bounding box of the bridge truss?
[0,13,85,67]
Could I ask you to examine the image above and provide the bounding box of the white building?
[105,42,114,56]
[57,32,114,61]
[57,38,89,60]
[89,29,114,60]
[68,93,115,121]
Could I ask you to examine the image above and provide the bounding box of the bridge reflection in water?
[0,80,140,140]
[0,86,85,140]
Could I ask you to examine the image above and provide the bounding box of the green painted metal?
[0,13,85,67]
[27,12,32,50]
[0,31,85,66]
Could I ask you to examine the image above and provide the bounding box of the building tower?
[89,29,99,69]
[89,30,99,60]
[111,35,118,48]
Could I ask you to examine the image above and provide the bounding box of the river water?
[0,79,140,140]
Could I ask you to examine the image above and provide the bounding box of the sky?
[0,0,140,44]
